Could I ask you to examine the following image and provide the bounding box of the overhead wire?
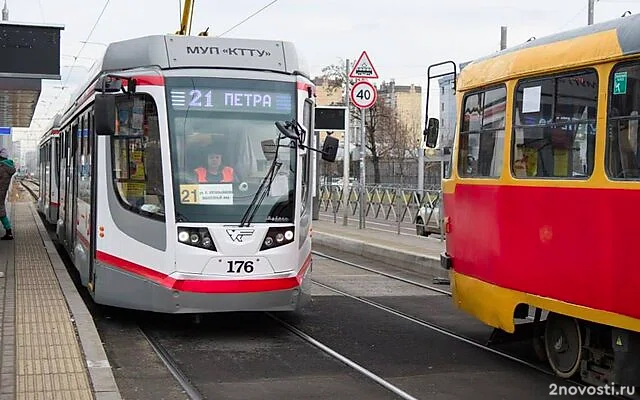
[217,0,279,37]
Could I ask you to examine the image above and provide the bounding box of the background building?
[437,75,456,150]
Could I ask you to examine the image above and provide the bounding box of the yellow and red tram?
[425,13,640,387]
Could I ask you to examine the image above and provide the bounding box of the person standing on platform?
[0,147,16,240]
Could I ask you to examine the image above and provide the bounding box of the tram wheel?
[544,313,583,378]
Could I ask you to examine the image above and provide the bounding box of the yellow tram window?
[511,70,597,179]
[606,61,640,180]
[458,86,506,178]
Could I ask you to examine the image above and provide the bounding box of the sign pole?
[342,59,350,226]
[359,107,366,229]
[348,50,378,230]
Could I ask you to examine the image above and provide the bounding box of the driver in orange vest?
[194,149,235,183]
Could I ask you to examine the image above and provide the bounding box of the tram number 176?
[227,260,254,273]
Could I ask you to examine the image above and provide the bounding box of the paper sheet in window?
[522,86,541,113]
[131,98,145,132]
[269,173,289,197]
[198,184,233,205]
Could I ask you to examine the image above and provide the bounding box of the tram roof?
[97,34,309,77]
[458,13,640,91]
[56,34,310,125]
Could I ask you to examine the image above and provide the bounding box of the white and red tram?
[37,34,338,313]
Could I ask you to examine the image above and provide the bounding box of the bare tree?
[316,61,402,184]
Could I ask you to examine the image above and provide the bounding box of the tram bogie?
[37,33,338,314]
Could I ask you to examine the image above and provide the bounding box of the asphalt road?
[93,254,613,399]
[43,214,613,399]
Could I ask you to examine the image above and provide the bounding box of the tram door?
[52,137,60,222]
[42,142,49,212]
[59,129,69,242]
[64,124,78,252]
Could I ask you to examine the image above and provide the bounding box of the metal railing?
[318,183,443,238]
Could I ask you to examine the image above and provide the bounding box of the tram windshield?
[165,77,297,224]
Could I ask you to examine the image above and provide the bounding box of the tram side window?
[606,62,640,180]
[55,137,60,190]
[512,71,597,178]
[111,94,165,219]
[458,86,506,178]
[78,117,91,203]
[300,99,312,215]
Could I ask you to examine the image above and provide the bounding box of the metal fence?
[318,158,448,190]
[317,183,443,237]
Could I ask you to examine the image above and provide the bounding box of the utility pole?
[500,26,507,50]
[588,0,595,25]
[418,78,424,197]
[359,106,366,229]
[342,59,350,226]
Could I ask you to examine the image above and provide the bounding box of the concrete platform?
[311,219,447,279]
[0,195,121,399]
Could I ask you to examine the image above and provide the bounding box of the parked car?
[415,204,441,237]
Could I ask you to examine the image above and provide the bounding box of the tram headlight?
[260,226,295,251]
[177,227,216,251]
[178,231,190,243]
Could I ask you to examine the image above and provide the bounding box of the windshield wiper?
[238,156,282,227]
[238,125,290,227]
[238,120,310,227]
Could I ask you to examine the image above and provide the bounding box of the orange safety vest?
[194,166,234,183]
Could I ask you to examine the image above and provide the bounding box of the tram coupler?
[611,328,640,387]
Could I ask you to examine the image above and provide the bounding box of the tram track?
[265,312,420,400]
[21,182,205,399]
[21,184,636,399]
[311,250,451,296]
[138,325,205,400]
[310,249,636,400]
[19,178,39,199]
[21,180,415,399]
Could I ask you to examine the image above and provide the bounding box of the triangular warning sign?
[616,337,623,346]
[349,51,378,79]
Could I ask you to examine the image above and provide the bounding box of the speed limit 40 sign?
[350,80,377,109]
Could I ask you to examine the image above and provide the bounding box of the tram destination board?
[0,23,62,78]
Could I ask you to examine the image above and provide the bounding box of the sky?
[6,0,640,141]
